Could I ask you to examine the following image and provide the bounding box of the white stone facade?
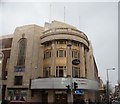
[1,20,99,103]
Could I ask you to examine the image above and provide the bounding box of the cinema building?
[0,20,100,103]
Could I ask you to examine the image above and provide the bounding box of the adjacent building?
[0,20,100,103]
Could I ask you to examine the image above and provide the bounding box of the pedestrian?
[88,99,93,104]
[1,99,8,104]
[85,99,89,104]
[80,99,85,104]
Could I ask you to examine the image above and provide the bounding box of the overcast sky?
[0,1,118,88]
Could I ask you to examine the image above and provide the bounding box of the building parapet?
[42,28,88,41]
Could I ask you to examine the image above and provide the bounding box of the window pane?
[56,69,58,77]
[59,70,63,77]
[44,51,51,59]
[59,50,63,57]
[78,52,80,58]
[74,51,77,58]
[44,67,51,77]
[57,51,58,57]
[14,76,23,85]
[74,69,78,78]
[64,50,66,57]
[73,67,79,78]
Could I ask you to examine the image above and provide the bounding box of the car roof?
[10,100,25,102]
[9,100,27,104]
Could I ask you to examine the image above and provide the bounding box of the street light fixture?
[106,68,115,104]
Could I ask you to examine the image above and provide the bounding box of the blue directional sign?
[75,90,84,95]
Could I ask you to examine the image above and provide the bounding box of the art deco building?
[0,20,100,103]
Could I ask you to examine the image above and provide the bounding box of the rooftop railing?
[43,28,88,40]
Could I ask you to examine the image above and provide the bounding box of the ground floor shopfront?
[7,89,98,103]
[32,89,98,103]
[30,78,99,103]
[6,78,99,103]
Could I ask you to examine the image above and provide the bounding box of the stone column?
[48,90,55,103]
[67,43,71,77]
[67,93,73,104]
[39,45,44,77]
[85,48,89,78]
[80,44,85,78]
[51,41,56,77]
[27,89,31,102]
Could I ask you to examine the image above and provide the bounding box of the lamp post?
[67,43,73,104]
[106,68,115,104]
[0,51,4,102]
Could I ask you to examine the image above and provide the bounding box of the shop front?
[31,78,99,103]
[7,89,27,101]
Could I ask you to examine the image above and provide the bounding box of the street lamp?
[106,68,115,104]
[67,43,73,104]
[0,51,4,102]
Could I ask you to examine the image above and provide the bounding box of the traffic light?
[74,82,78,91]
[66,85,71,93]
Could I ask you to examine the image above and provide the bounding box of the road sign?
[75,90,84,95]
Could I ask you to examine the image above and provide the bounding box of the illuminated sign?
[75,90,84,95]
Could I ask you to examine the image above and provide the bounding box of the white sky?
[0,1,118,87]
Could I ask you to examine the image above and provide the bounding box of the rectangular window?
[14,76,23,85]
[59,50,64,57]
[57,50,66,57]
[43,67,51,77]
[44,51,51,59]
[59,40,64,44]
[44,42,52,47]
[74,51,77,58]
[56,66,66,77]
[59,70,63,77]
[72,67,79,78]
[64,50,66,57]
[72,41,79,46]
[72,51,80,58]
[57,51,58,57]
[78,52,80,58]
[56,40,66,44]
[6,58,10,70]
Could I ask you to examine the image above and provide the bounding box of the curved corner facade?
[0,21,99,103]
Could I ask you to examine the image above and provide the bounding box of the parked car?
[8,100,28,104]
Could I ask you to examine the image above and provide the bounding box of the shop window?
[14,76,23,85]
